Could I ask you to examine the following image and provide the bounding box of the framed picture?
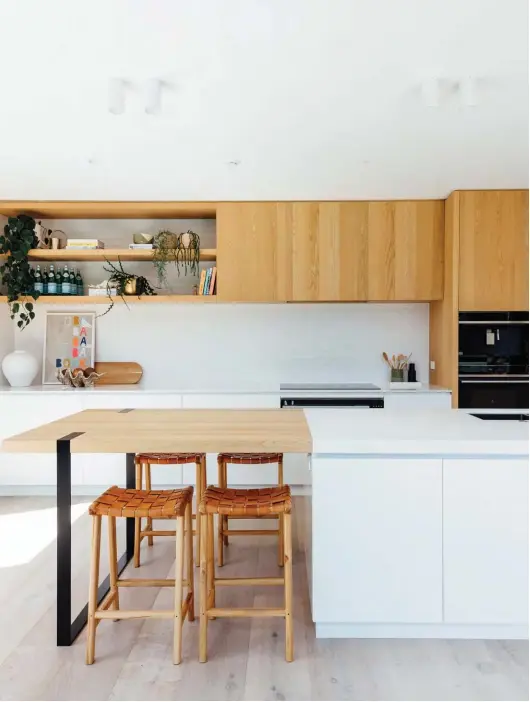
[42,311,96,384]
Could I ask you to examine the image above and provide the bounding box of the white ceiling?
[0,0,528,200]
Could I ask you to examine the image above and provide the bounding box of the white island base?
[305,409,529,641]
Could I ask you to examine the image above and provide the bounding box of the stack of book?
[198,266,217,295]
[129,243,153,250]
[65,239,104,250]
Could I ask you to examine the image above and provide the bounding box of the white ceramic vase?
[1,350,39,387]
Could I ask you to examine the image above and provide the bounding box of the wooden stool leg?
[278,456,284,567]
[195,459,203,568]
[86,514,102,665]
[217,457,224,567]
[108,515,120,616]
[145,463,154,546]
[134,460,143,568]
[199,513,208,663]
[283,512,293,662]
[173,513,185,665]
[222,461,229,546]
[186,501,195,621]
[207,513,215,610]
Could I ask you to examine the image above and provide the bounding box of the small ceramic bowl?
[133,232,154,244]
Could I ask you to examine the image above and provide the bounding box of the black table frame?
[56,432,135,646]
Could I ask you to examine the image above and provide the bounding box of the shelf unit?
[0,248,217,262]
[0,295,217,304]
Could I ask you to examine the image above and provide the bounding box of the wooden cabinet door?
[367,201,444,301]
[458,190,529,311]
[291,202,368,301]
[216,203,292,302]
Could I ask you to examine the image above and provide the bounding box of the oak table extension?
[1,408,312,646]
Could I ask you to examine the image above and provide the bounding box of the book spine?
[209,266,217,295]
[198,269,207,295]
[204,268,211,295]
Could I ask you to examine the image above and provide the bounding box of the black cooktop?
[471,413,529,421]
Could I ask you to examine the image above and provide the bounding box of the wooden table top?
[1,409,312,454]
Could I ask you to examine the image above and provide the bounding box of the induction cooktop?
[280,383,381,391]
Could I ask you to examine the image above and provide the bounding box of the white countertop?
[305,408,528,456]
[0,383,451,396]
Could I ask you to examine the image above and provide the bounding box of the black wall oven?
[458,312,529,410]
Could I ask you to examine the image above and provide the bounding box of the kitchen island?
[1,406,526,644]
[303,409,528,640]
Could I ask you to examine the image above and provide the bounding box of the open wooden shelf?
[0,295,217,304]
[0,248,217,262]
[0,201,217,219]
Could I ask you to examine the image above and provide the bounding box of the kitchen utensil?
[94,361,143,385]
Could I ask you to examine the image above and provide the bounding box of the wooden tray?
[94,362,143,385]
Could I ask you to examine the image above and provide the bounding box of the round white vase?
[1,350,39,387]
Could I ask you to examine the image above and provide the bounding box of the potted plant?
[0,214,39,329]
[99,257,156,317]
[152,229,200,286]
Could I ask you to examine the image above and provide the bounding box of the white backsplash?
[8,302,429,389]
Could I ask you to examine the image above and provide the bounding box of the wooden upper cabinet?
[458,190,529,311]
[291,202,368,301]
[216,200,444,302]
[216,203,292,302]
[367,201,444,301]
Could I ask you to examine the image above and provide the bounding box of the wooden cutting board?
[94,362,143,385]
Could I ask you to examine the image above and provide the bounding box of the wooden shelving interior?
[0,201,217,219]
[0,248,216,262]
[0,295,217,304]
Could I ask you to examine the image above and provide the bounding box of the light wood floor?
[0,496,527,701]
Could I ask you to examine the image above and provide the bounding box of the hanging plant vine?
[0,214,39,330]
[152,229,200,286]
[98,257,157,318]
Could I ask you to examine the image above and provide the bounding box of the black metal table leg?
[56,440,137,646]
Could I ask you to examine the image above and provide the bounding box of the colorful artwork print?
[42,312,96,384]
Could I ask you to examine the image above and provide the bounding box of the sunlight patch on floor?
[0,501,91,567]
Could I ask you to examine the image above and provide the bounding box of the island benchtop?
[1,407,527,458]
[1,408,313,454]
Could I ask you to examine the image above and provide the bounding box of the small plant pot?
[390,369,405,382]
[159,233,178,249]
[124,278,137,295]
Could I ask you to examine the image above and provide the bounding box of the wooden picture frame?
[42,311,96,384]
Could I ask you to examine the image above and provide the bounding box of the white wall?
[14,303,429,389]
[0,315,14,385]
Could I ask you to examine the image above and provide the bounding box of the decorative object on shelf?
[43,311,96,384]
[382,352,412,383]
[152,229,201,286]
[94,361,143,385]
[1,349,39,387]
[34,221,52,249]
[99,257,156,317]
[133,232,154,245]
[88,281,117,297]
[0,214,39,329]
[56,366,104,388]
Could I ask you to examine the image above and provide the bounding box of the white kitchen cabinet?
[443,458,529,625]
[0,395,84,485]
[312,457,443,624]
[383,392,451,410]
[181,394,284,485]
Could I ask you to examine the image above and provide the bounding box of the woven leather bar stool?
[135,453,206,568]
[217,453,284,567]
[199,485,293,663]
[86,485,194,666]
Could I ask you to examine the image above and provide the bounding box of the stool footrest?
[222,529,279,536]
[140,530,176,537]
[95,609,174,620]
[223,514,279,520]
[215,577,284,586]
[208,607,285,618]
[117,578,189,588]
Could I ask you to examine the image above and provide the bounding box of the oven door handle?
[460,379,530,384]
[459,320,529,325]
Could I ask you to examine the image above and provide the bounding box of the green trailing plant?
[0,215,39,330]
[152,229,201,286]
[98,257,156,317]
